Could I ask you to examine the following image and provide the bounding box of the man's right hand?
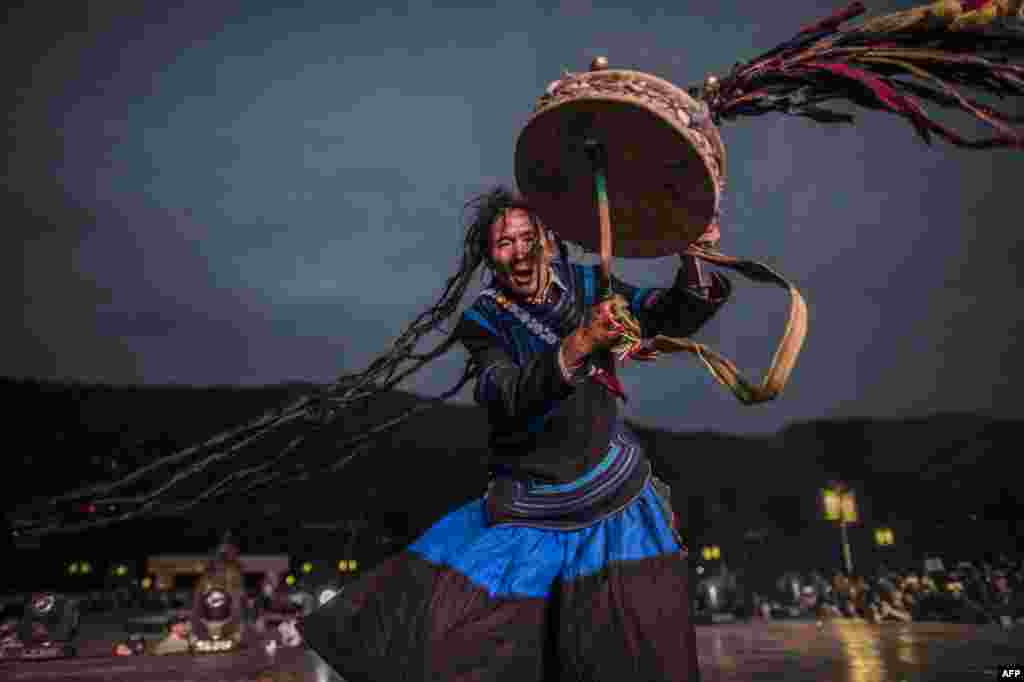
[562,297,627,368]
[585,297,629,350]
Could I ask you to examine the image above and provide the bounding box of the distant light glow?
[285,574,296,586]
[195,639,234,652]
[301,561,313,574]
[823,486,858,523]
[840,493,858,523]
[822,489,840,521]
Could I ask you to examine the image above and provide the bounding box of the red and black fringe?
[697,0,1024,148]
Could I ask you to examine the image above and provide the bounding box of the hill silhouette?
[2,377,1019,581]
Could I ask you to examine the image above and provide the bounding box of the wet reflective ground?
[1,618,1020,680]
[697,620,1023,682]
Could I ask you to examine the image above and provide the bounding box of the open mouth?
[512,269,534,287]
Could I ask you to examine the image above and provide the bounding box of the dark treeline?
[2,377,318,504]
[2,377,1020,587]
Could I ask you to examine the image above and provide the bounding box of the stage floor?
[1,617,1020,681]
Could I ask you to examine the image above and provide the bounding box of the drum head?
[515,70,725,258]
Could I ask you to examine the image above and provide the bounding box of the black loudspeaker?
[199,588,233,623]
[18,593,80,643]
[192,586,244,649]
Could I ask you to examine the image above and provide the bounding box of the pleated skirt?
[299,479,700,682]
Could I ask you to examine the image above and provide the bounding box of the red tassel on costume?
[707,0,1024,150]
[798,1,866,35]
[806,63,935,139]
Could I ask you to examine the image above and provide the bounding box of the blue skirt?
[299,479,700,682]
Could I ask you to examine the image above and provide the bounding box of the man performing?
[297,3,1024,678]
[300,187,728,681]
[10,2,1020,679]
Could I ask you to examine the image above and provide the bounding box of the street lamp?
[874,528,894,547]
[701,546,721,561]
[822,482,858,575]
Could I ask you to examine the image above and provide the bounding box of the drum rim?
[514,69,726,258]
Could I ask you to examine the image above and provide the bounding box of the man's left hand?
[693,219,720,250]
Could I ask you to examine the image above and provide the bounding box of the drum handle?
[580,136,806,404]
[584,140,614,300]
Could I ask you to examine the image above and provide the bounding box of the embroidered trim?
[488,468,651,532]
[527,439,624,494]
[463,308,499,337]
[498,428,641,517]
[480,289,561,347]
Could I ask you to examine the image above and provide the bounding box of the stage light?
[285,574,296,587]
[193,638,235,652]
[190,586,242,650]
[874,528,895,546]
[822,488,840,521]
[198,589,232,623]
[80,562,92,575]
[141,577,153,590]
[68,563,79,575]
[317,586,339,606]
[18,593,80,644]
[301,562,313,575]
[115,565,128,577]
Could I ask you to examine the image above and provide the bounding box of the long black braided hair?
[317,184,569,413]
[15,186,573,536]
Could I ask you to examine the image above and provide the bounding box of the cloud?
[6,0,1023,432]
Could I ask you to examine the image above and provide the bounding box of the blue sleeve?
[454,312,574,421]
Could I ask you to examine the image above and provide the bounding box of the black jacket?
[454,257,730,484]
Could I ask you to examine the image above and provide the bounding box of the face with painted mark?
[488,208,553,302]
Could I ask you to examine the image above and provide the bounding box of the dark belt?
[485,430,650,531]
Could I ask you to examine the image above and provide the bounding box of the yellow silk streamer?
[612,246,808,406]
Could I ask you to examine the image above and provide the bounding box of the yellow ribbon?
[618,246,809,406]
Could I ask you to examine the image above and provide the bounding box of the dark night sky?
[4,0,1023,435]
